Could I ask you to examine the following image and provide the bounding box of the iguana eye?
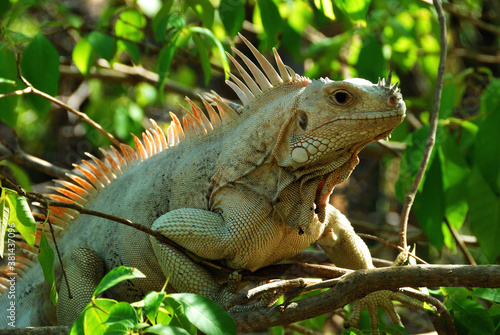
[330,90,352,105]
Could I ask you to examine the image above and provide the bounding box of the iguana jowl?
[0,35,406,327]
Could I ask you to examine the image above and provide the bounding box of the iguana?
[0,35,407,329]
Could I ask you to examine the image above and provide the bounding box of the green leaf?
[156,305,174,325]
[156,38,179,92]
[93,266,146,297]
[257,0,282,47]
[188,27,230,77]
[475,79,500,195]
[70,299,118,335]
[88,31,116,62]
[152,0,175,42]
[104,302,138,329]
[356,35,385,83]
[165,293,236,335]
[192,34,211,85]
[395,124,436,201]
[38,228,58,305]
[441,130,470,231]
[471,288,500,304]
[102,323,129,335]
[313,0,335,20]
[117,40,140,64]
[219,0,245,37]
[447,294,494,334]
[115,8,146,42]
[467,165,500,263]
[6,194,36,247]
[164,297,196,335]
[143,291,167,324]
[335,0,371,25]
[186,0,214,28]
[20,33,60,118]
[145,324,191,335]
[73,36,97,76]
[413,147,446,249]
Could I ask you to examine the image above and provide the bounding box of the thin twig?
[400,287,456,334]
[44,209,72,299]
[399,0,447,249]
[444,218,477,265]
[358,233,429,265]
[0,55,122,147]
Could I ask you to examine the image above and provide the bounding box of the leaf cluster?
[70,266,236,335]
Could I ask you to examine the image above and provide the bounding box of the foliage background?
[1,0,500,333]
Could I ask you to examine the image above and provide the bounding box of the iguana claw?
[346,289,426,333]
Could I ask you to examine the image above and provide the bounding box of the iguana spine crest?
[0,35,312,292]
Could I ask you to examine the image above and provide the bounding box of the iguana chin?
[0,34,406,328]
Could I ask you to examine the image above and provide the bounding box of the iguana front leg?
[317,205,422,331]
[149,207,281,308]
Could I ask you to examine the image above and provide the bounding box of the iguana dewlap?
[0,35,405,326]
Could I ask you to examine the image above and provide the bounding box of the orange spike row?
[46,204,76,221]
[55,179,91,198]
[66,173,98,196]
[81,159,110,186]
[47,215,69,228]
[167,125,177,146]
[169,112,185,142]
[72,164,104,190]
[182,115,193,139]
[210,92,240,120]
[142,131,155,157]
[146,130,158,155]
[47,186,87,204]
[149,126,164,153]
[100,148,123,175]
[150,119,168,150]
[119,143,138,166]
[132,134,148,162]
[111,146,127,170]
[11,240,38,255]
[185,98,214,132]
[177,102,207,136]
[202,100,223,128]
[85,152,117,182]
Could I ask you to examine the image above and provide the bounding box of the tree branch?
[233,264,500,332]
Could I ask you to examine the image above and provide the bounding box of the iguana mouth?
[310,109,404,134]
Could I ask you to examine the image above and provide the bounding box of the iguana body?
[0,36,405,327]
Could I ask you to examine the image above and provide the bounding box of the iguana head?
[274,74,406,169]
[218,35,406,226]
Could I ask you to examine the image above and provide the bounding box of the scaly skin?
[0,36,406,329]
